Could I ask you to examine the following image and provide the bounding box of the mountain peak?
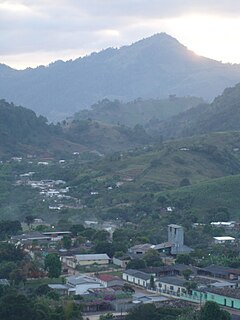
[1,33,240,121]
[132,32,184,48]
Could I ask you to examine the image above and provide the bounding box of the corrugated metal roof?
[75,254,110,261]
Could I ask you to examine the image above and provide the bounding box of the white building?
[213,236,235,244]
[155,276,187,296]
[74,253,110,266]
[66,274,104,295]
[122,269,151,288]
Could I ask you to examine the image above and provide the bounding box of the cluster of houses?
[8,222,240,313]
[122,263,240,310]
[15,176,82,211]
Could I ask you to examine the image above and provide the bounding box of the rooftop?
[75,254,110,261]
[198,265,240,276]
[213,236,235,241]
[124,269,151,281]
[11,232,51,241]
[157,276,186,287]
[207,287,240,299]
[168,224,182,229]
[129,243,153,251]
[66,274,101,286]
[95,274,120,282]
[153,242,174,250]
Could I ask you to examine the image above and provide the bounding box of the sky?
[1,0,240,69]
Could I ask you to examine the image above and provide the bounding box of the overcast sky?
[1,0,240,69]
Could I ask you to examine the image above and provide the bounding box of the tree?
[9,268,26,286]
[25,215,35,230]
[0,293,36,320]
[180,178,191,187]
[182,269,193,280]
[94,241,114,257]
[61,235,72,249]
[126,304,158,320]
[176,254,194,265]
[99,313,114,320]
[0,261,16,279]
[143,249,163,267]
[199,301,230,320]
[93,230,110,242]
[44,253,61,278]
[70,224,85,236]
[126,259,146,270]
[184,281,197,294]
[150,275,155,290]
[0,243,24,263]
[35,284,51,296]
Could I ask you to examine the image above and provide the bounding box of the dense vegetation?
[157,82,240,139]
[73,96,203,128]
[0,100,153,157]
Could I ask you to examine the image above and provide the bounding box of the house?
[197,265,240,280]
[211,221,236,229]
[152,242,174,255]
[66,274,104,295]
[122,269,151,288]
[210,280,236,289]
[213,236,235,244]
[42,231,72,242]
[95,274,124,287]
[156,276,187,297]
[128,243,153,255]
[113,255,131,268]
[74,253,110,266]
[0,279,10,286]
[48,284,69,295]
[139,266,177,278]
[191,287,240,310]
[10,232,51,245]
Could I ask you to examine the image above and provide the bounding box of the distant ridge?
[1,33,240,121]
[156,82,240,139]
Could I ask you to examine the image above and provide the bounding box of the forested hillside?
[157,82,240,139]
[0,100,153,157]
[73,96,203,127]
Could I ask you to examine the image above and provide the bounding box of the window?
[170,286,174,290]
[159,283,162,288]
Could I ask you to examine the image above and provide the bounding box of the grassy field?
[25,277,63,289]
[91,131,240,190]
[161,174,240,220]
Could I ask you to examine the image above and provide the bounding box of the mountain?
[157,82,240,139]
[73,96,203,127]
[0,100,153,157]
[1,33,240,121]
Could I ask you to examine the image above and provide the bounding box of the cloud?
[0,0,240,68]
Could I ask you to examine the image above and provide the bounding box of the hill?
[161,174,240,221]
[1,33,240,121]
[156,82,240,139]
[63,118,153,154]
[73,96,203,127]
[74,131,240,190]
[0,100,153,157]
